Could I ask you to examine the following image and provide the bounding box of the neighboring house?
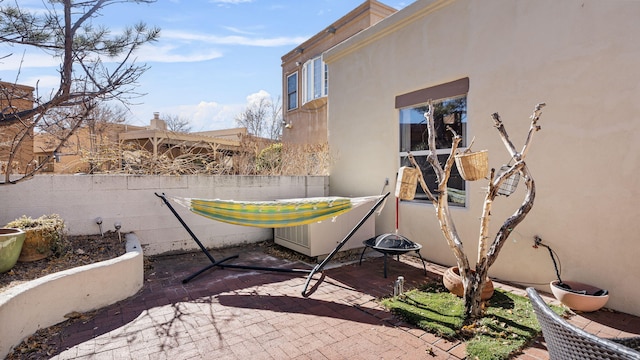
[323,0,640,316]
[118,113,253,174]
[280,0,396,145]
[33,121,146,174]
[0,81,35,175]
[34,113,252,174]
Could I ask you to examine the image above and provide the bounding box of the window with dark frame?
[396,78,469,206]
[287,72,298,111]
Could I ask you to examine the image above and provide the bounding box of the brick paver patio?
[35,243,640,359]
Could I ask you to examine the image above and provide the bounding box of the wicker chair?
[527,287,640,359]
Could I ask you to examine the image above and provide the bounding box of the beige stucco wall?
[281,0,397,145]
[324,0,640,316]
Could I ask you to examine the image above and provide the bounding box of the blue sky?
[1,0,412,131]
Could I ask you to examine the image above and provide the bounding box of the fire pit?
[359,233,427,278]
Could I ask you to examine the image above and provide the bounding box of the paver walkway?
[39,244,640,359]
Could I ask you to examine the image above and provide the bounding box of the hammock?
[169,195,383,228]
[156,192,390,297]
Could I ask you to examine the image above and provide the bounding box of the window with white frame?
[396,78,469,206]
[287,72,298,110]
[302,56,328,104]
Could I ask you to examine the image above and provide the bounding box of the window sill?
[302,96,327,110]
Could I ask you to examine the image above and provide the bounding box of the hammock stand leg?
[155,192,312,284]
[301,192,391,297]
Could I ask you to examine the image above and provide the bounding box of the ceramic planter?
[18,228,55,262]
[5,215,64,262]
[550,280,609,312]
[443,266,494,300]
[0,228,26,273]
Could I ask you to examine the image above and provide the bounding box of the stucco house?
[33,113,256,175]
[33,122,146,174]
[322,0,640,316]
[281,0,397,145]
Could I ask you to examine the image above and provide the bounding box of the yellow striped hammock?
[168,195,386,228]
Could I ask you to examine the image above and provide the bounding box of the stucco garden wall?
[0,175,328,255]
[324,0,640,316]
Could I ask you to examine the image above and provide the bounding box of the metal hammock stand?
[155,192,390,297]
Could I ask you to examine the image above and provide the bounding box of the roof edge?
[323,0,456,64]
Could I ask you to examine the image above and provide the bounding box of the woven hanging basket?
[454,149,489,181]
[395,166,419,200]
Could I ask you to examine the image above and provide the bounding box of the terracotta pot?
[550,280,609,312]
[0,228,26,273]
[443,266,494,300]
[18,228,54,262]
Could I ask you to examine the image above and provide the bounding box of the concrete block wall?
[0,175,329,255]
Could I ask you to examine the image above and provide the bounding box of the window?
[396,78,469,206]
[37,155,54,172]
[302,56,328,104]
[287,72,298,110]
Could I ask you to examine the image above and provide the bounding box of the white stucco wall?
[324,0,640,316]
[0,234,143,359]
[0,175,328,255]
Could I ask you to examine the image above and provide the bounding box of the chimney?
[150,112,167,130]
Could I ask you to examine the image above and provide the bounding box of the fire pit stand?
[359,234,427,278]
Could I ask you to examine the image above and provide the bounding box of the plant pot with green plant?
[5,214,66,262]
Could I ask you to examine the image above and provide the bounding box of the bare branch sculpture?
[409,102,545,322]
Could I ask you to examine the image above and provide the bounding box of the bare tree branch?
[0,0,159,184]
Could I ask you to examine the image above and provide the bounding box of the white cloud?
[162,29,308,47]
[210,0,254,4]
[246,90,272,106]
[137,101,243,132]
[0,49,60,71]
[221,26,259,36]
[135,44,223,63]
[134,91,277,132]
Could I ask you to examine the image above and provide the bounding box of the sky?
[1,0,413,132]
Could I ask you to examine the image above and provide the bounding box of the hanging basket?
[395,166,419,200]
[496,165,520,196]
[454,149,489,181]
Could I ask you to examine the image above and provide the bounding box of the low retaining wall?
[0,233,144,359]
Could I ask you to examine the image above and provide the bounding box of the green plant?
[382,282,565,360]
[6,214,67,257]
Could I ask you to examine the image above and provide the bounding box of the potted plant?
[0,228,26,273]
[5,214,66,262]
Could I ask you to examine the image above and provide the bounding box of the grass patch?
[381,282,565,360]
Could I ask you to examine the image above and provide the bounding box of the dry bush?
[76,138,331,176]
[280,143,332,176]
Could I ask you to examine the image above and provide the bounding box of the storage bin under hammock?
[454,149,488,181]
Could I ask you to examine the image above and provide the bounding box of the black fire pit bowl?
[359,234,427,278]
